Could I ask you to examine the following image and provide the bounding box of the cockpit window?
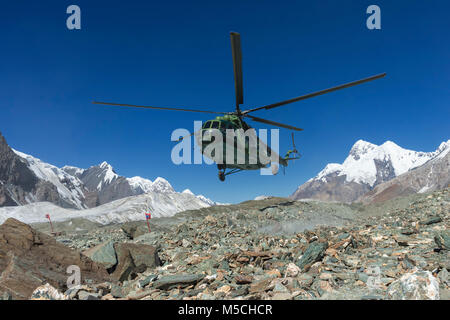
[211,121,220,129]
[203,121,212,129]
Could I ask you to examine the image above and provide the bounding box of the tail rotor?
[290,133,301,162]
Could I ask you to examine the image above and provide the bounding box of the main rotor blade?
[243,73,386,114]
[176,129,202,142]
[245,114,303,131]
[230,32,244,110]
[92,101,227,114]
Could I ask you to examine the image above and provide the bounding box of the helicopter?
[93,32,386,181]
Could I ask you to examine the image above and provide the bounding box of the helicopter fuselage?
[196,115,287,171]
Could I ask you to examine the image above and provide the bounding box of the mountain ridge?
[291,139,449,203]
[0,131,219,210]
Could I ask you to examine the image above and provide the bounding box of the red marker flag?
[145,212,151,233]
[45,214,54,233]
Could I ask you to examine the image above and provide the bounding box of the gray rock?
[434,231,450,250]
[296,241,328,271]
[199,293,215,300]
[273,282,289,293]
[64,287,81,300]
[110,284,127,298]
[77,290,100,300]
[361,295,383,300]
[112,243,161,282]
[30,284,69,300]
[83,240,117,269]
[230,286,249,298]
[297,273,314,288]
[420,217,442,225]
[2,291,12,300]
[438,268,448,286]
[440,289,450,300]
[138,274,158,288]
[386,270,440,300]
[153,274,204,290]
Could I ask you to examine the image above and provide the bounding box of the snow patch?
[149,177,175,193]
[61,165,85,176]
[127,176,153,193]
[254,195,273,201]
[0,191,211,225]
[182,189,195,196]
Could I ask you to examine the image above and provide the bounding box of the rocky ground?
[2,188,449,300]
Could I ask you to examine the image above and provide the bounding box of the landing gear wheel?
[218,171,225,182]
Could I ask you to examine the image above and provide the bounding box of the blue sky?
[1,1,449,203]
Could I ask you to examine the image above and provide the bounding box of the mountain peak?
[349,140,377,159]
[150,177,175,193]
[351,139,375,148]
[61,165,85,177]
[127,176,153,193]
[182,189,195,195]
[380,140,403,153]
[153,176,169,183]
[381,140,399,147]
[99,161,112,169]
[438,140,450,152]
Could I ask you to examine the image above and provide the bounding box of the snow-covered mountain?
[64,162,136,207]
[61,162,218,207]
[358,142,450,204]
[150,177,176,193]
[127,176,153,193]
[291,139,450,203]
[0,130,219,211]
[1,131,64,208]
[12,149,87,209]
[182,189,226,206]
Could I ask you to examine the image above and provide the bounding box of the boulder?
[386,270,440,300]
[121,222,148,240]
[83,240,117,269]
[153,274,204,290]
[296,241,328,271]
[77,290,100,300]
[112,243,161,282]
[249,278,272,293]
[434,231,450,251]
[0,218,110,299]
[30,283,68,300]
[285,263,301,277]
